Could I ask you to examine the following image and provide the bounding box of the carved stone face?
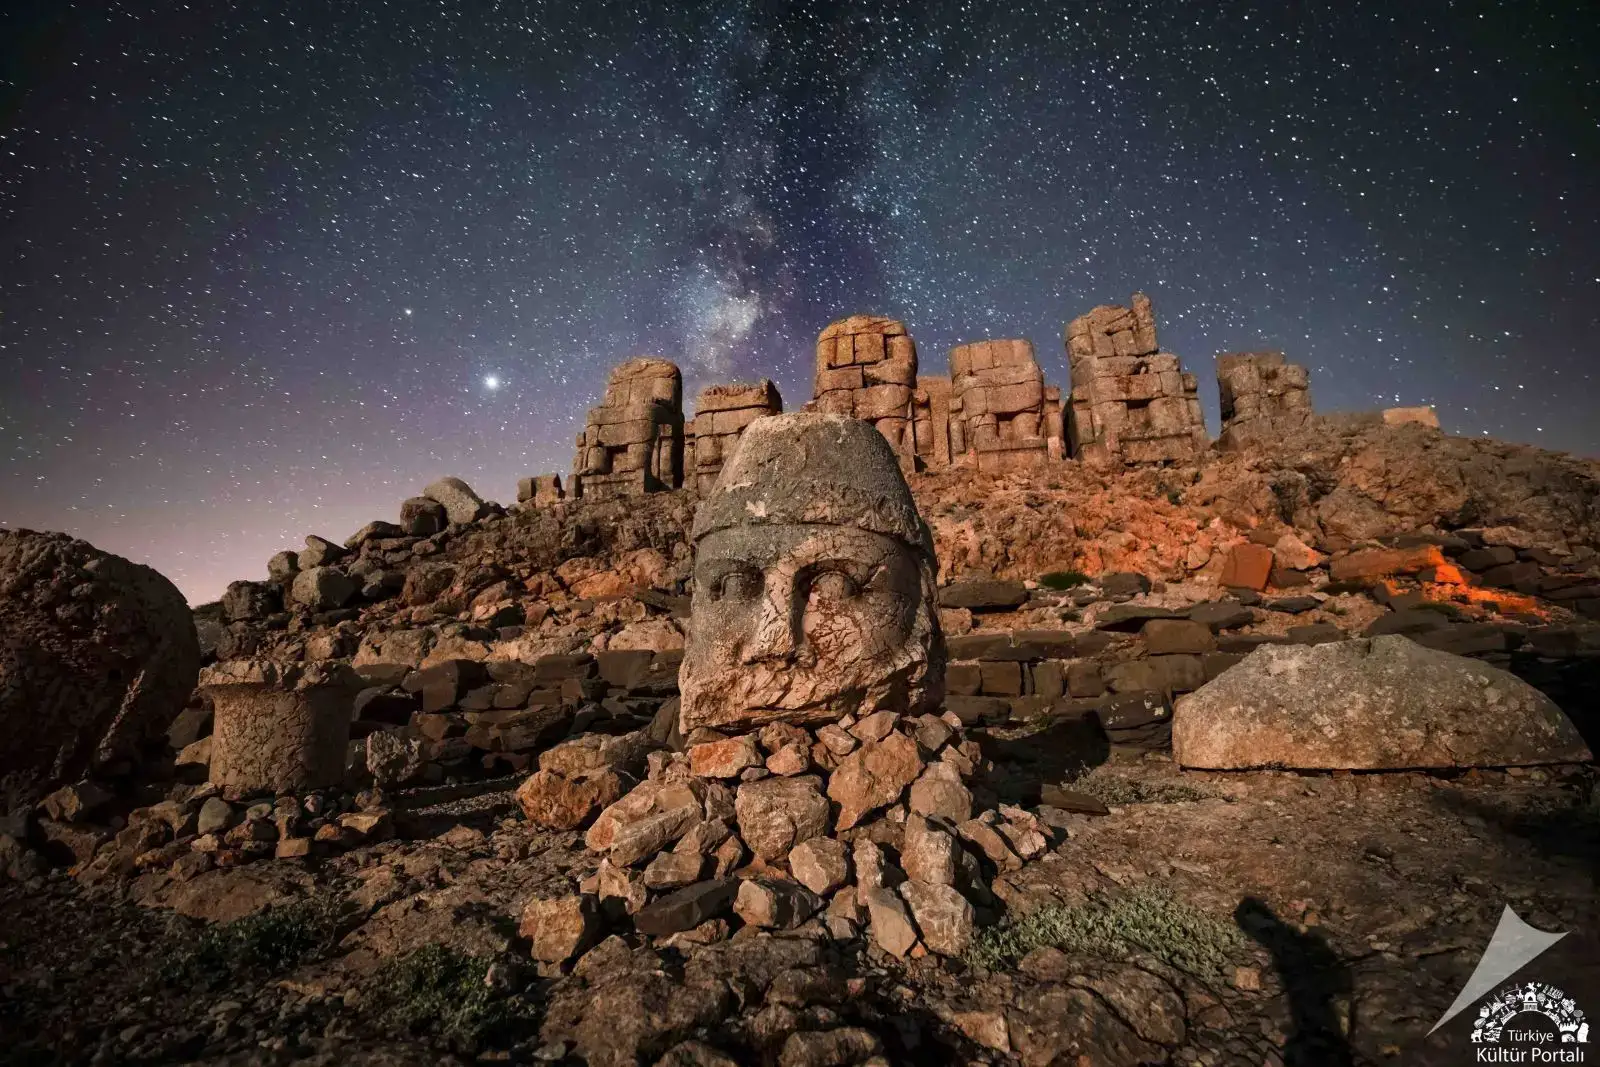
[678,411,943,734]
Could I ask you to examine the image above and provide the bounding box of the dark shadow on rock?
[1429,786,1600,867]
[975,716,1110,804]
[1235,896,1354,1067]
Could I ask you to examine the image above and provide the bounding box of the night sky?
[3,1,1596,604]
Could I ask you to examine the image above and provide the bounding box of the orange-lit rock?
[1329,545,1447,583]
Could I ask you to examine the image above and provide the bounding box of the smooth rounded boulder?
[1173,635,1591,770]
[0,529,201,809]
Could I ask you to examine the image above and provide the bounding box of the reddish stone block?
[1220,543,1274,591]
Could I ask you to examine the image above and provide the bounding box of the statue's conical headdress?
[691,412,934,560]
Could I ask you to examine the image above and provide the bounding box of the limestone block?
[201,660,363,798]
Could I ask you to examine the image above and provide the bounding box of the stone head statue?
[679,411,944,734]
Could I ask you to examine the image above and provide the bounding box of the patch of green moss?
[363,944,534,1048]
[157,898,350,988]
[1039,569,1091,590]
[966,886,1246,976]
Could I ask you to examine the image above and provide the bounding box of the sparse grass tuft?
[1039,569,1091,590]
[1067,772,1212,806]
[364,944,534,1048]
[157,898,350,988]
[966,886,1247,976]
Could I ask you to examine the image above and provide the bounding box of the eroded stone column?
[201,659,363,798]
[812,316,920,469]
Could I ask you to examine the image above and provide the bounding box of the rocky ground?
[3,753,1595,1067]
[5,416,1600,1067]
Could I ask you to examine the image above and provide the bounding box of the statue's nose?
[741,585,801,665]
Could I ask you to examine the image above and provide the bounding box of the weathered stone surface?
[399,496,447,537]
[517,768,628,830]
[1174,635,1593,769]
[1219,543,1273,590]
[939,578,1028,610]
[365,730,424,786]
[734,775,830,860]
[899,880,973,956]
[862,887,919,958]
[633,878,739,936]
[687,380,783,496]
[0,530,201,809]
[572,358,685,499]
[679,412,944,735]
[422,476,485,525]
[539,730,652,777]
[296,534,346,568]
[290,566,357,611]
[788,836,851,895]
[956,817,1023,871]
[200,659,362,797]
[827,730,924,831]
[608,803,699,867]
[734,878,823,929]
[518,893,599,963]
[777,1028,884,1067]
[901,814,958,886]
[642,850,705,889]
[906,761,973,823]
[1141,618,1215,655]
[688,734,761,779]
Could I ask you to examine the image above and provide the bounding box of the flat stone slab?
[1173,635,1592,770]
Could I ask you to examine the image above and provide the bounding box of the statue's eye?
[716,570,760,601]
[808,570,858,602]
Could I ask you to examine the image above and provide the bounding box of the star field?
[2,0,1596,603]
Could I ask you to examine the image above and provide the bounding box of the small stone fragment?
[788,836,851,895]
[734,878,823,930]
[899,880,974,957]
[518,893,599,963]
[862,887,919,958]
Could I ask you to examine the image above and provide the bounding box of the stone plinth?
[813,316,920,468]
[686,380,782,496]
[200,660,363,798]
[572,359,685,500]
[947,339,1065,472]
[1065,292,1207,464]
[517,474,566,506]
[1217,351,1313,449]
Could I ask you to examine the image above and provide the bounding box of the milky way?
[3,0,1596,603]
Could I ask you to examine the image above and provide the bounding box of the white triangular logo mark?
[1428,905,1569,1035]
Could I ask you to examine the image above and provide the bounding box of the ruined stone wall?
[947,339,1065,472]
[572,358,685,499]
[517,474,566,506]
[685,380,783,496]
[1217,351,1313,449]
[812,316,919,467]
[1065,293,1207,464]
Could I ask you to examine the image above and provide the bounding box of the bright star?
[483,375,500,390]
[402,307,413,316]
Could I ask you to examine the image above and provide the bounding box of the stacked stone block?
[572,359,685,499]
[1065,293,1207,464]
[947,339,1066,472]
[685,379,783,496]
[1216,351,1312,448]
[516,474,566,506]
[912,375,954,470]
[812,315,919,467]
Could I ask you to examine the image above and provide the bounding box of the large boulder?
[0,530,201,809]
[1173,635,1592,770]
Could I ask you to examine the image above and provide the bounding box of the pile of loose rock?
[516,706,1059,967]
